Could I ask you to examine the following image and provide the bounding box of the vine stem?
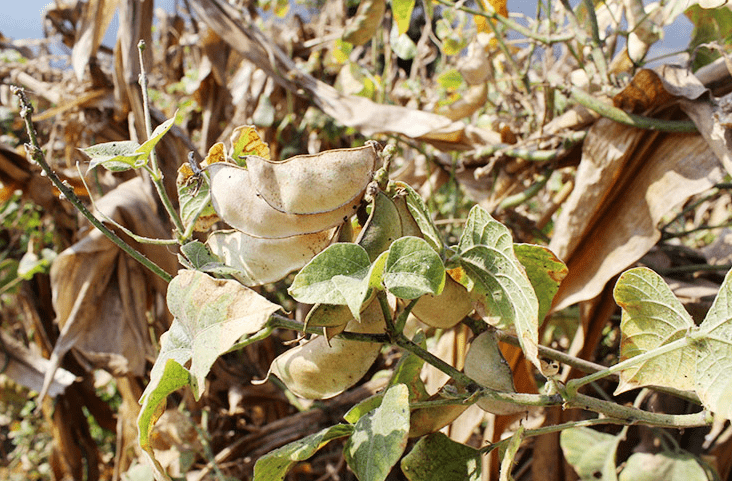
[12,86,173,284]
[137,40,187,239]
[565,337,690,398]
[568,86,698,133]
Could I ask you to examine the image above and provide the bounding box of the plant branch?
[568,87,698,133]
[12,86,173,284]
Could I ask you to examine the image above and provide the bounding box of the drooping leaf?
[207,228,337,287]
[618,451,712,481]
[136,113,177,159]
[268,298,386,400]
[686,4,732,70]
[561,427,623,481]
[246,143,379,215]
[392,0,416,35]
[695,268,732,421]
[513,243,567,324]
[344,383,410,481]
[456,206,540,372]
[149,270,279,400]
[401,432,480,481]
[253,424,354,481]
[138,359,191,481]
[383,236,445,300]
[613,267,697,394]
[207,162,361,239]
[82,140,147,172]
[288,243,374,318]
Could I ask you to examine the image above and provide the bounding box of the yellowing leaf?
[475,0,508,34]
[230,125,271,164]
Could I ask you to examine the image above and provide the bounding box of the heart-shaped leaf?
[82,140,147,172]
[613,267,697,394]
[383,236,445,300]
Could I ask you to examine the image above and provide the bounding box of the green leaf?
[391,0,415,35]
[613,267,697,394]
[695,268,732,421]
[136,113,177,158]
[383,236,445,300]
[344,394,384,424]
[499,425,525,481]
[81,140,147,172]
[400,432,480,481]
[390,25,417,60]
[138,358,191,480]
[344,383,410,481]
[17,248,55,279]
[436,68,465,91]
[288,243,374,319]
[513,244,567,324]
[455,206,540,372]
[253,424,354,481]
[618,451,712,481]
[560,427,622,481]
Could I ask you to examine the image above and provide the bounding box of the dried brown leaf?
[550,119,723,311]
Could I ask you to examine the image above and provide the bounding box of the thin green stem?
[76,162,179,246]
[565,337,690,397]
[137,40,186,238]
[479,418,629,454]
[498,170,550,209]
[377,290,397,335]
[394,298,419,334]
[12,86,173,284]
[569,87,698,133]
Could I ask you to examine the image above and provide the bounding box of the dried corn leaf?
[190,0,501,149]
[0,331,76,398]
[38,178,177,402]
[549,118,723,311]
[72,0,120,80]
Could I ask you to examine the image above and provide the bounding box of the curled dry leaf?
[411,274,473,329]
[246,143,379,214]
[268,298,386,399]
[208,163,361,238]
[463,331,525,415]
[206,227,338,286]
[342,0,386,46]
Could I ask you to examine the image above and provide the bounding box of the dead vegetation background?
[1,0,732,480]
